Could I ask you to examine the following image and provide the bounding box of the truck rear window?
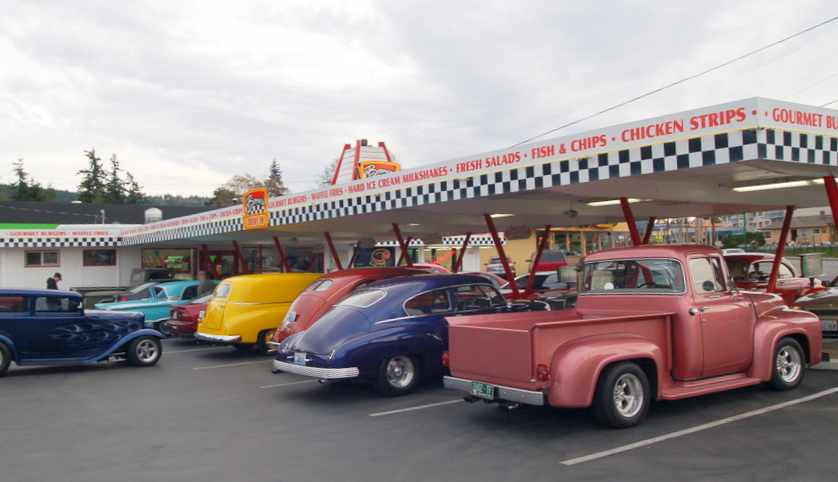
[581,259,685,294]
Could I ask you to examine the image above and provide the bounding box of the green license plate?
[471,381,495,400]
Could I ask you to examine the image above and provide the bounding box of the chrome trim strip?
[194,332,242,343]
[443,376,546,406]
[273,360,359,379]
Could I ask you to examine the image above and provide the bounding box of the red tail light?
[119,297,127,302]
[441,351,450,367]
[180,311,193,321]
[536,364,549,382]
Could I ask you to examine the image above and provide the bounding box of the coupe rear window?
[304,279,334,292]
[337,289,386,308]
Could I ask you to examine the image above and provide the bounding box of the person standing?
[46,273,62,290]
[196,271,215,297]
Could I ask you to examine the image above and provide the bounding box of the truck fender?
[547,333,665,408]
[749,309,821,381]
[87,329,165,363]
[0,332,21,364]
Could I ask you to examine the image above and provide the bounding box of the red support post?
[231,240,250,275]
[620,197,642,246]
[272,237,291,273]
[824,176,838,238]
[766,205,795,294]
[201,244,209,274]
[642,217,656,245]
[524,225,552,298]
[391,224,414,268]
[307,253,321,272]
[324,232,343,271]
[484,214,520,299]
[349,244,360,268]
[454,233,472,273]
[396,237,413,266]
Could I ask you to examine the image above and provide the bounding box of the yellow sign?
[357,161,401,179]
[243,188,269,230]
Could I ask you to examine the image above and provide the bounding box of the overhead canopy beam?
[485,214,520,300]
[766,205,795,294]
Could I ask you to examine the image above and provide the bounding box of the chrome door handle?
[689,306,710,315]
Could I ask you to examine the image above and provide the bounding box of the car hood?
[291,305,372,355]
[795,287,838,309]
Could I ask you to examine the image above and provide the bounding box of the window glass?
[213,283,232,299]
[314,279,334,292]
[35,296,80,312]
[478,285,507,307]
[454,285,494,311]
[338,289,386,308]
[404,289,451,315]
[303,279,329,292]
[581,259,685,293]
[0,296,28,312]
[25,250,60,267]
[690,257,725,294]
[83,250,116,266]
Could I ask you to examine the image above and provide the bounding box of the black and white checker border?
[115,128,838,247]
[0,237,121,248]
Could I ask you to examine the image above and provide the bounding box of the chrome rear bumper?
[443,376,546,406]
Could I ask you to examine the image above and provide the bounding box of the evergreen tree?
[77,149,106,203]
[103,154,126,204]
[205,186,239,207]
[265,159,289,197]
[11,158,55,202]
[125,172,150,204]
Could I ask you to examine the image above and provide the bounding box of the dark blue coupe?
[0,289,164,376]
[273,274,523,395]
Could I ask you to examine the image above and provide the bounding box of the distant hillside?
[0,184,210,206]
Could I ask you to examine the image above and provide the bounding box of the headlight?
[790,305,801,310]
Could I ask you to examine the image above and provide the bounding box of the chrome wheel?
[776,344,802,383]
[385,356,415,389]
[612,373,644,418]
[135,338,159,363]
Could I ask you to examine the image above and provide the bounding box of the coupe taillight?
[441,351,450,367]
[180,311,193,321]
[536,364,549,382]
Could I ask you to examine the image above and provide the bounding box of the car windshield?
[581,258,685,293]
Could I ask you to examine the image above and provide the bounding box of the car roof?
[365,273,495,294]
[0,288,82,299]
[319,267,426,280]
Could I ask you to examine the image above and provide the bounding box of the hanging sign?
[422,232,443,245]
[242,188,269,230]
[505,225,531,240]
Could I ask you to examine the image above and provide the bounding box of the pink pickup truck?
[443,245,824,428]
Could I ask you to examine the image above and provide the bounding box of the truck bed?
[446,309,673,390]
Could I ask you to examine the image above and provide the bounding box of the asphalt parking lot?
[2,338,838,482]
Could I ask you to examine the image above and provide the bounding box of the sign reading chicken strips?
[243,188,269,230]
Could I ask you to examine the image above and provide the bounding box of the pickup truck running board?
[662,374,761,400]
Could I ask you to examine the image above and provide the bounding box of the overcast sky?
[2,1,837,197]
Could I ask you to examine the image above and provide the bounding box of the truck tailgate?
[446,309,673,388]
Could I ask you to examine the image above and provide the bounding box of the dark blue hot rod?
[273,274,535,396]
[0,289,164,376]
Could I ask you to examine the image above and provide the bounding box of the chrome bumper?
[443,376,546,406]
[194,332,242,343]
[273,360,359,380]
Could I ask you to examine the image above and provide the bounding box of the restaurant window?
[25,250,59,267]
[83,249,117,266]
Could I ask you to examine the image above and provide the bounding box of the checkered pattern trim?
[116,128,836,245]
[375,235,502,247]
[0,237,121,248]
[122,218,243,246]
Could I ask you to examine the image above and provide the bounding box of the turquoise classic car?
[94,280,217,335]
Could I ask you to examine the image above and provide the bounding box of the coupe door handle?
[689,306,710,315]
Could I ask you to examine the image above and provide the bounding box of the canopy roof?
[4,97,837,249]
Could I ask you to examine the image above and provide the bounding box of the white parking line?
[260,380,319,389]
[193,360,273,370]
[561,386,838,466]
[369,399,463,417]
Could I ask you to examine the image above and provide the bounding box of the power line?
[511,14,838,148]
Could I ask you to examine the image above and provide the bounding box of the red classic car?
[724,252,823,306]
[271,267,426,345]
[164,294,212,337]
